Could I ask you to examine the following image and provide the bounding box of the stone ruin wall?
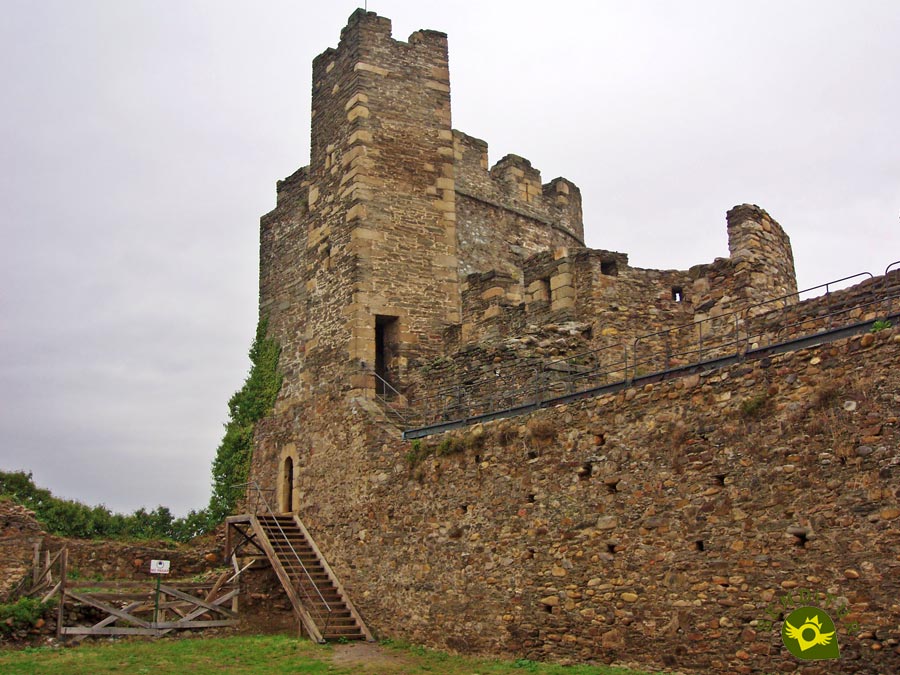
[448,204,796,347]
[259,167,311,409]
[453,130,584,280]
[266,321,900,675]
[407,269,898,427]
[408,204,803,413]
[0,500,219,603]
[247,11,899,673]
[247,269,900,674]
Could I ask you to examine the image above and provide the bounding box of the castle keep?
[257,9,798,424]
[245,10,900,673]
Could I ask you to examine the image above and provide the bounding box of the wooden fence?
[19,544,241,638]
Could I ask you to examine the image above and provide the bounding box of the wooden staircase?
[226,513,373,642]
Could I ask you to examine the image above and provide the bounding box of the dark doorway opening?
[375,315,399,397]
[281,456,294,513]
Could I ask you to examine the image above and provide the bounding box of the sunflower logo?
[782,606,840,660]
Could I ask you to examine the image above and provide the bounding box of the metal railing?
[232,481,333,637]
[370,370,410,426]
[408,341,629,426]
[401,265,899,435]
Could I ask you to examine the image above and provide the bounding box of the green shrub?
[437,437,466,456]
[205,316,282,528]
[404,440,430,468]
[0,598,55,634]
[871,319,892,333]
[740,392,771,419]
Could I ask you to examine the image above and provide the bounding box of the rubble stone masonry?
[248,10,899,674]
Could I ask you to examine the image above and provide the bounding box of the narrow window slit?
[577,462,593,480]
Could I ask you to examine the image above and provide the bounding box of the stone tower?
[259,9,460,408]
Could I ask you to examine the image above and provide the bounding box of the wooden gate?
[22,545,243,638]
[57,571,239,637]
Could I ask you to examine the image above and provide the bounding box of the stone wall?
[287,325,900,675]
[0,501,44,601]
[454,131,584,279]
[246,11,898,673]
[404,270,899,428]
[259,166,310,406]
[453,204,797,360]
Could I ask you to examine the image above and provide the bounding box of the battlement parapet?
[453,201,804,355]
[726,203,797,303]
[459,271,526,344]
[453,130,584,278]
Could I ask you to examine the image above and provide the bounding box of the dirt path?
[330,642,414,671]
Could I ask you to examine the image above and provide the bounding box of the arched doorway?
[281,456,294,513]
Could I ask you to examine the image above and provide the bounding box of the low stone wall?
[0,501,44,601]
[0,498,222,603]
[60,537,219,582]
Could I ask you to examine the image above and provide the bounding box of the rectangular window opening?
[672,286,684,303]
[600,260,618,276]
[539,277,551,302]
[375,315,400,397]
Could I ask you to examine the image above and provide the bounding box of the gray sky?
[2,1,898,516]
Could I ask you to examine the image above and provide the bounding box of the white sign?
[150,559,171,575]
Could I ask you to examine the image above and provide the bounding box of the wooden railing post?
[33,542,41,587]
[56,548,67,639]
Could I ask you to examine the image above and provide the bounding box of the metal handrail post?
[883,261,900,319]
[631,336,642,382]
[697,320,704,361]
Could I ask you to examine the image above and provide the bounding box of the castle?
[245,10,900,673]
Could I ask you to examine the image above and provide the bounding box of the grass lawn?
[0,635,665,675]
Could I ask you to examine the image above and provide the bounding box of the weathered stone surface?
[245,9,900,675]
[596,516,618,530]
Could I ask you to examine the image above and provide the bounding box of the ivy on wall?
[207,316,283,525]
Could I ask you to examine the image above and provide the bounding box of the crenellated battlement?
[453,130,584,278]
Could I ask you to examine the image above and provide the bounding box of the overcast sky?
[2,1,898,516]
